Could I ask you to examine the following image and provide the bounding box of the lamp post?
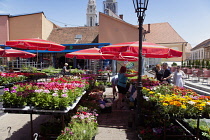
[132,0,149,126]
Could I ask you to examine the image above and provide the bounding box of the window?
[90,17,93,26]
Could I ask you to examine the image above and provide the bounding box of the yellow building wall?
[9,13,43,40]
[99,12,139,44]
[42,14,54,40]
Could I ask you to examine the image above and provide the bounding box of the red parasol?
[5,38,65,51]
[100,41,183,58]
[0,48,36,58]
[65,47,138,61]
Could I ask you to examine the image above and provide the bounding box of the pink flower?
[4,88,9,91]
[61,94,68,98]
[52,93,58,97]
[11,90,17,93]
[12,86,18,90]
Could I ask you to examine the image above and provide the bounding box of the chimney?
[119,14,123,20]
[148,24,150,33]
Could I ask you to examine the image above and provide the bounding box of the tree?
[201,59,205,68]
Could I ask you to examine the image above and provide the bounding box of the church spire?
[86,0,97,27]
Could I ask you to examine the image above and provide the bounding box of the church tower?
[86,0,97,26]
[103,0,118,15]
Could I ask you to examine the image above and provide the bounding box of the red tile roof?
[143,22,186,44]
[47,26,99,44]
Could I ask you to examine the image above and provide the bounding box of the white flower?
[52,93,58,97]
[206,102,210,105]
[35,89,43,93]
[143,96,150,101]
[188,101,196,105]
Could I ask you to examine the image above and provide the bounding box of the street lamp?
[132,0,149,126]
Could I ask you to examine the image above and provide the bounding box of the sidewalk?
[95,87,138,140]
[0,113,50,140]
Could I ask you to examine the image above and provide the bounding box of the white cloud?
[0,10,8,14]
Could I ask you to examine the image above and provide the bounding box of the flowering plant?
[3,86,27,107]
[57,110,98,140]
[0,73,26,85]
[2,79,86,110]
[98,69,111,74]
[30,82,85,109]
[142,84,210,117]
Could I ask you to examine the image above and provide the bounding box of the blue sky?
[0,0,210,48]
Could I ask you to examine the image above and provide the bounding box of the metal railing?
[8,60,50,70]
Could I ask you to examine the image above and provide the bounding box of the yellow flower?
[181,105,187,109]
[149,91,155,94]
[163,103,168,106]
[200,103,206,107]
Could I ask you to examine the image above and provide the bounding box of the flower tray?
[1,91,86,115]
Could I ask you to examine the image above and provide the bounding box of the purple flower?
[12,86,18,90]
[11,90,17,93]
[52,93,58,97]
[4,88,9,91]
[61,94,68,98]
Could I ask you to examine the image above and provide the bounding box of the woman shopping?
[173,66,186,87]
[154,64,163,82]
[116,66,138,109]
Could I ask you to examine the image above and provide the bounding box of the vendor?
[62,63,70,76]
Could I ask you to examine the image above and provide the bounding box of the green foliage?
[201,59,205,68]
[0,74,26,85]
[206,60,210,69]
[182,62,186,67]
[21,65,38,73]
[41,66,61,75]
[195,60,200,68]
[71,69,85,75]
[171,62,177,66]
[57,110,98,140]
[184,119,210,139]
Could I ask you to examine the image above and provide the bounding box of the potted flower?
[3,87,27,108]
[57,109,98,140]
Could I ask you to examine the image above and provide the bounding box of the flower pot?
[3,103,11,108]
[92,136,96,140]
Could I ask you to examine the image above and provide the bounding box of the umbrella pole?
[36,49,38,68]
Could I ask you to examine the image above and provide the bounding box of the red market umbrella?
[100,41,183,58]
[0,48,36,58]
[5,38,65,51]
[65,47,138,61]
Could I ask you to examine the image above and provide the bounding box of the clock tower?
[86,0,97,26]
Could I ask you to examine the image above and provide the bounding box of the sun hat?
[65,63,68,66]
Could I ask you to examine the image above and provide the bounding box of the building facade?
[191,39,210,60]
[1,2,191,69]
[0,15,9,45]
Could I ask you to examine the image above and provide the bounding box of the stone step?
[184,85,210,96]
[184,80,210,93]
